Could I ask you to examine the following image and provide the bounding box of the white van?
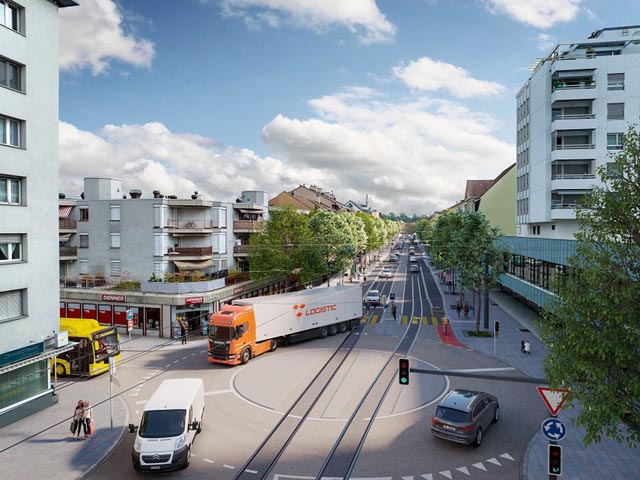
[131,378,205,471]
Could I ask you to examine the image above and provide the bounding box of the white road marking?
[173,360,179,364]
[472,462,487,471]
[165,364,171,368]
[203,459,215,464]
[182,356,188,360]
[420,475,433,480]
[135,400,147,405]
[223,464,235,469]
[456,466,470,475]
[245,469,258,474]
[486,457,502,466]
[438,471,453,479]
[500,452,516,461]
[205,389,234,396]
[402,477,414,480]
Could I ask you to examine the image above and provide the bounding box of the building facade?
[0,0,77,427]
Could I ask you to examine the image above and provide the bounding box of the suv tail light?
[461,424,473,431]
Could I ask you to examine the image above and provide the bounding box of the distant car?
[409,248,416,256]
[409,255,417,263]
[363,289,381,306]
[380,267,393,278]
[389,254,398,262]
[431,389,499,447]
[410,264,420,273]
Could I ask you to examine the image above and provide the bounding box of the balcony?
[167,246,214,259]
[165,219,214,235]
[233,220,263,233]
[59,246,78,260]
[551,114,596,131]
[233,245,251,256]
[59,218,77,232]
[550,204,578,220]
[551,82,597,102]
[551,174,596,191]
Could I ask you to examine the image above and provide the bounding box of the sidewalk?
[427,260,640,480]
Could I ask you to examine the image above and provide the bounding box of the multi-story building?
[232,190,269,272]
[501,26,640,308]
[0,0,77,427]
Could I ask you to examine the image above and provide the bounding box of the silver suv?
[431,389,499,447]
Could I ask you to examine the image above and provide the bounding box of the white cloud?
[59,0,155,75]
[393,57,505,98]
[482,0,581,29]
[218,0,396,44]
[537,33,556,51]
[261,88,514,215]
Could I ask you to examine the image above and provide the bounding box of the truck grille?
[210,343,230,359]
[141,454,171,464]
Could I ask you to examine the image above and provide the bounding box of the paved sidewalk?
[425,259,640,480]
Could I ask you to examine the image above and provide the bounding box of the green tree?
[541,125,640,446]
[309,210,360,284]
[248,207,323,285]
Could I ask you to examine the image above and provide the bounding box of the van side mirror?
[189,420,198,431]
[128,423,138,433]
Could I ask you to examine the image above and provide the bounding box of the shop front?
[173,296,214,339]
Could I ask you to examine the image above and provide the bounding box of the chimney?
[153,190,161,198]
[129,189,142,199]
[59,193,66,199]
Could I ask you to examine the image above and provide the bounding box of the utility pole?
[483,260,490,329]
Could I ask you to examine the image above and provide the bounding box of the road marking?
[412,317,418,324]
[472,462,487,471]
[182,356,188,360]
[135,400,147,405]
[173,360,179,364]
[204,389,233,396]
[244,469,258,474]
[203,459,215,464]
[486,457,502,466]
[402,316,408,325]
[438,471,453,479]
[455,466,470,476]
[500,453,516,461]
[165,364,171,368]
[431,316,438,326]
[371,315,378,325]
[223,464,235,469]
[420,475,433,480]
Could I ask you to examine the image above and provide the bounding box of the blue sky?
[58,0,640,215]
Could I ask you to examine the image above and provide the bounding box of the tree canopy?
[541,125,640,446]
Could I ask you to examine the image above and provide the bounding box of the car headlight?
[174,433,186,450]
[134,436,142,451]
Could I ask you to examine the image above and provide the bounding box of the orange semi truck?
[207,285,363,365]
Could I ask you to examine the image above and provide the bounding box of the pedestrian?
[71,400,83,438]
[391,303,397,320]
[463,302,470,319]
[524,340,531,354]
[180,320,187,344]
[456,301,462,318]
[520,338,526,353]
[82,400,94,438]
[363,275,367,282]
[442,316,449,336]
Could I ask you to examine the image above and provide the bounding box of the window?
[110,260,121,277]
[0,1,23,34]
[0,234,22,261]
[607,133,624,150]
[79,207,89,221]
[607,103,624,120]
[607,73,624,90]
[0,176,22,204]
[110,205,120,221]
[0,289,25,322]
[79,234,89,248]
[0,114,24,147]
[0,56,23,91]
[79,260,88,275]
[110,233,120,248]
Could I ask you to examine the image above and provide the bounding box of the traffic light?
[548,444,562,476]
[398,358,410,385]
[494,321,500,336]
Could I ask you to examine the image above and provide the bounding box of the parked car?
[389,254,398,262]
[431,389,499,447]
[410,264,420,273]
[363,289,381,306]
[380,267,393,278]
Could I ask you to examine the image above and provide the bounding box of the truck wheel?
[270,339,278,352]
[241,347,251,364]
[338,322,347,333]
[328,324,338,336]
[319,326,328,338]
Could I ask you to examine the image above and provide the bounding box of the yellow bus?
[52,318,121,377]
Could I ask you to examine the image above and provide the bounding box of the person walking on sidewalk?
[71,400,83,438]
[82,400,94,438]
[180,320,187,344]
[456,301,462,318]
[391,302,397,320]
[463,302,470,319]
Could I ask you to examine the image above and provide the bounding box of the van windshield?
[139,409,186,438]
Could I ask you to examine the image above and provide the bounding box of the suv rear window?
[435,406,469,423]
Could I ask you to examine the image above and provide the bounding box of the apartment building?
[231,190,269,272]
[0,0,77,426]
[501,26,640,308]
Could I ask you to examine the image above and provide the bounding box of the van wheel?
[338,322,347,333]
[241,348,251,364]
[493,406,500,423]
[270,339,278,352]
[328,324,338,336]
[473,428,483,447]
[319,327,328,338]
[184,446,191,468]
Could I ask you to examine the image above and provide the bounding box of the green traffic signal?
[548,444,562,476]
[399,358,410,385]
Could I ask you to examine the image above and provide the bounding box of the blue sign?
[390,292,396,301]
[126,309,133,321]
[541,418,567,442]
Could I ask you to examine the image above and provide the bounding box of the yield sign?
[537,386,570,416]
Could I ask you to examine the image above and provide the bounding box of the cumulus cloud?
[393,57,505,98]
[537,33,556,51]
[59,0,155,75]
[482,0,581,29]
[261,88,514,215]
[218,0,396,44]
[58,121,322,204]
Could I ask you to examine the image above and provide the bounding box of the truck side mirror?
[189,420,198,431]
[128,423,138,433]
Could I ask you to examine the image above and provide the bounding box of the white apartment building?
[0,0,77,427]
[516,26,640,240]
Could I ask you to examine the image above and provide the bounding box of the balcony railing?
[233,245,252,254]
[59,246,78,257]
[233,220,263,231]
[551,173,596,180]
[167,246,213,256]
[59,218,78,230]
[551,202,583,209]
[552,114,595,121]
[553,144,595,150]
[552,82,596,91]
[166,219,213,229]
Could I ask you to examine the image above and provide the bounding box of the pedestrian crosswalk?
[361,314,447,326]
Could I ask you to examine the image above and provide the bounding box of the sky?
[57,0,640,216]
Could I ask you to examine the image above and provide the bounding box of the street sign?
[126,309,133,321]
[537,386,570,416]
[390,292,396,301]
[541,417,567,442]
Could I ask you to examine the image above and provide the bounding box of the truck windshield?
[139,409,186,438]
[209,325,234,341]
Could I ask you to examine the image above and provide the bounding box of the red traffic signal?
[548,444,562,476]
[398,358,410,385]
